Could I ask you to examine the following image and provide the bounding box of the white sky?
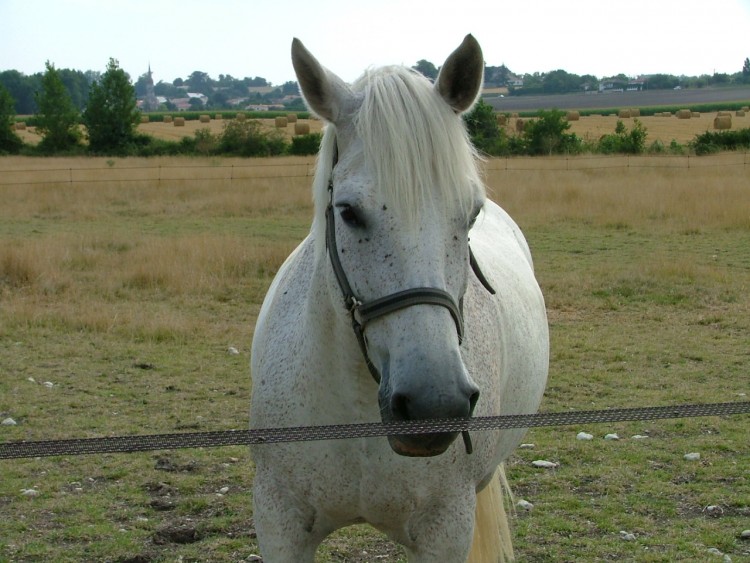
[1,0,749,85]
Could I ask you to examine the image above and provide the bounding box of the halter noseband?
[325,139,494,453]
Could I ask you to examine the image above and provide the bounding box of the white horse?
[250,35,548,562]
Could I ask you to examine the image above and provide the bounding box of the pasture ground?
[1,154,749,561]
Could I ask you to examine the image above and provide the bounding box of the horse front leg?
[401,491,476,563]
[252,474,325,563]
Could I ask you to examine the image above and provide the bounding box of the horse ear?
[291,38,352,124]
[435,34,484,114]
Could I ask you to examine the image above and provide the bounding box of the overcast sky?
[2,0,749,85]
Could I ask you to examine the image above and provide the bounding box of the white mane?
[311,65,484,242]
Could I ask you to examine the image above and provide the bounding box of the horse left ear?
[291,38,353,124]
[435,34,484,114]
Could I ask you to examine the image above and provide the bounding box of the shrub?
[522,109,582,155]
[289,132,322,155]
[0,85,23,155]
[597,119,647,154]
[463,99,510,156]
[219,119,286,157]
[690,128,750,155]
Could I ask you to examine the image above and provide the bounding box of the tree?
[742,57,750,83]
[36,61,82,152]
[463,99,508,155]
[82,58,140,154]
[412,60,438,80]
[0,84,23,154]
[522,109,581,155]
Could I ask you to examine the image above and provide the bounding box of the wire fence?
[1,152,747,188]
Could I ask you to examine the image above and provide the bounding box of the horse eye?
[338,205,363,227]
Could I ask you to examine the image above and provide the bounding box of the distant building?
[141,65,160,111]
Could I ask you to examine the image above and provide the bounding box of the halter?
[325,139,495,453]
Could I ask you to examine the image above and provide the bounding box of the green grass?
[1,156,749,562]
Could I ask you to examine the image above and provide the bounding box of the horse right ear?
[291,38,352,124]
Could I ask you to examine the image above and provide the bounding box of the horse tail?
[466,464,514,563]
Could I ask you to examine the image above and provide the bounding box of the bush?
[597,119,647,154]
[289,132,322,155]
[0,85,23,155]
[521,109,581,155]
[691,128,750,155]
[219,119,286,156]
[463,99,510,156]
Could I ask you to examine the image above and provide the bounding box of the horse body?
[251,35,548,562]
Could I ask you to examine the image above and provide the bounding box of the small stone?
[43,381,54,388]
[576,432,593,440]
[707,547,725,558]
[604,433,620,441]
[519,443,535,449]
[632,435,649,440]
[619,530,636,541]
[227,346,240,355]
[27,377,36,383]
[218,486,229,494]
[684,452,701,461]
[532,460,558,469]
[516,499,534,511]
[21,488,39,496]
[1,417,17,426]
[740,529,750,539]
[704,505,724,516]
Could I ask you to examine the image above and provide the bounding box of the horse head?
[292,35,486,457]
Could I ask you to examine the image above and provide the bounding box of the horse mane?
[311,65,484,247]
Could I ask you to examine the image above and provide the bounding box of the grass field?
[1,154,749,562]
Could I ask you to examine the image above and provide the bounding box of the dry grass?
[1,154,749,561]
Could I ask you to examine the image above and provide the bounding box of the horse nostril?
[468,389,480,416]
[390,392,411,421]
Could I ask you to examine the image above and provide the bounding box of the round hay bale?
[618,109,631,118]
[275,116,288,128]
[140,115,150,123]
[286,113,298,123]
[163,115,173,123]
[630,108,640,117]
[713,115,732,130]
[676,109,692,119]
[496,114,507,126]
[214,114,222,120]
[14,122,26,130]
[294,122,310,135]
[199,114,210,123]
[174,117,185,127]
[691,112,700,118]
[511,112,519,118]
[566,111,580,121]
[717,111,732,117]
[236,112,246,121]
[736,110,745,117]
[742,106,749,112]
[515,118,525,133]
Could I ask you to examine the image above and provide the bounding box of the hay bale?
[163,115,173,123]
[294,122,310,135]
[14,122,26,130]
[736,110,745,117]
[691,112,700,118]
[618,109,631,118]
[566,111,580,121]
[676,109,692,119]
[275,116,288,128]
[140,115,150,123]
[173,117,185,127]
[286,113,298,123]
[515,118,525,132]
[214,114,222,120]
[511,112,519,118]
[199,114,210,123]
[713,115,732,130]
[717,111,732,117]
[236,112,246,121]
[742,106,749,112]
[496,114,507,126]
[630,108,640,117]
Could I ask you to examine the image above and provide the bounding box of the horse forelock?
[311,65,484,244]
